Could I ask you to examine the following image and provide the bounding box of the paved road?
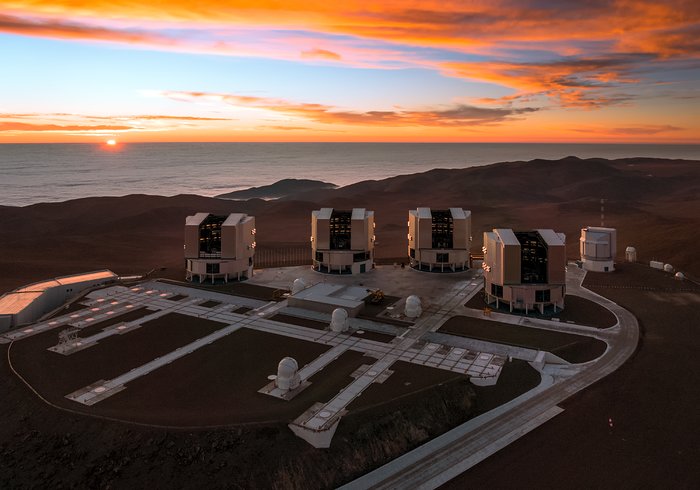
[341,266,640,489]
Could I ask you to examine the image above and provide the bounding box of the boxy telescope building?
[483,229,566,313]
[184,213,256,283]
[408,208,472,272]
[311,208,374,274]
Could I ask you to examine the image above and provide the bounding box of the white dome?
[664,264,674,273]
[330,308,349,333]
[291,278,306,295]
[405,295,422,318]
[675,272,685,280]
[625,246,636,253]
[277,357,298,379]
[275,357,301,392]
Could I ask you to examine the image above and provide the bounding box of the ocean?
[1,142,699,207]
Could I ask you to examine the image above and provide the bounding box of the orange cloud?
[443,56,648,108]
[573,124,684,135]
[0,121,133,132]
[300,48,341,60]
[4,1,698,54]
[160,90,538,127]
[0,12,172,45]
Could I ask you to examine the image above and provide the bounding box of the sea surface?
[1,143,699,207]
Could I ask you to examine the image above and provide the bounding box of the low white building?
[483,229,566,313]
[0,270,117,331]
[184,212,255,283]
[311,208,374,274]
[580,226,616,272]
[408,208,471,272]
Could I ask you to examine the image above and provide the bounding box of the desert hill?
[216,178,336,200]
[1,157,698,293]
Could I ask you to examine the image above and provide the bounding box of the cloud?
[572,124,684,135]
[300,48,341,60]
[442,55,650,108]
[160,90,538,127]
[2,1,699,114]
[0,12,173,45]
[0,121,133,132]
[0,113,234,135]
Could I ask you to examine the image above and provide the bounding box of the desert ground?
[1,157,699,488]
[1,157,698,294]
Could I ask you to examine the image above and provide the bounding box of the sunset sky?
[1,0,699,143]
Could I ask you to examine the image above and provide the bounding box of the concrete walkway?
[341,264,640,489]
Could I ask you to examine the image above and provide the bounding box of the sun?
[106,139,117,146]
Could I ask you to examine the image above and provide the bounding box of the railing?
[255,245,312,269]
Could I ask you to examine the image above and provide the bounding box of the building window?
[491,284,503,297]
[329,210,352,250]
[315,251,324,262]
[199,215,226,258]
[206,262,220,274]
[515,231,548,283]
[353,251,370,262]
[436,252,449,263]
[431,210,454,249]
[409,248,415,258]
[535,289,551,302]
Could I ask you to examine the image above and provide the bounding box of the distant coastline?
[2,143,699,207]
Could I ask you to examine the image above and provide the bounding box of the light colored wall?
[351,215,367,250]
[184,224,199,259]
[314,216,330,250]
[502,243,521,284]
[221,224,237,259]
[408,212,417,255]
[547,243,566,284]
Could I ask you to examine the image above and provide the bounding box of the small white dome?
[664,264,674,273]
[277,357,298,379]
[291,278,306,295]
[625,246,636,253]
[330,308,349,332]
[405,295,422,318]
[675,272,685,280]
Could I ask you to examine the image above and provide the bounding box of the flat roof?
[449,208,468,220]
[0,291,43,315]
[2,270,117,316]
[494,228,520,246]
[584,226,616,233]
[536,229,566,246]
[223,213,246,227]
[185,212,210,226]
[351,208,366,220]
[416,207,432,219]
[314,208,333,220]
[17,270,117,292]
[291,283,367,309]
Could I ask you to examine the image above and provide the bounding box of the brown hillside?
[1,157,698,293]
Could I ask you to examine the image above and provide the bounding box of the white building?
[311,208,374,274]
[483,229,566,313]
[580,226,617,272]
[0,270,117,331]
[408,208,471,272]
[184,212,255,283]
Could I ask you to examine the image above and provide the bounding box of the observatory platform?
[5,264,597,448]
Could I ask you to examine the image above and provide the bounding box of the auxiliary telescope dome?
[291,278,306,295]
[405,295,422,318]
[275,357,301,392]
[330,308,349,332]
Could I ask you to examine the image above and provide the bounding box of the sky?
[1,0,699,143]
